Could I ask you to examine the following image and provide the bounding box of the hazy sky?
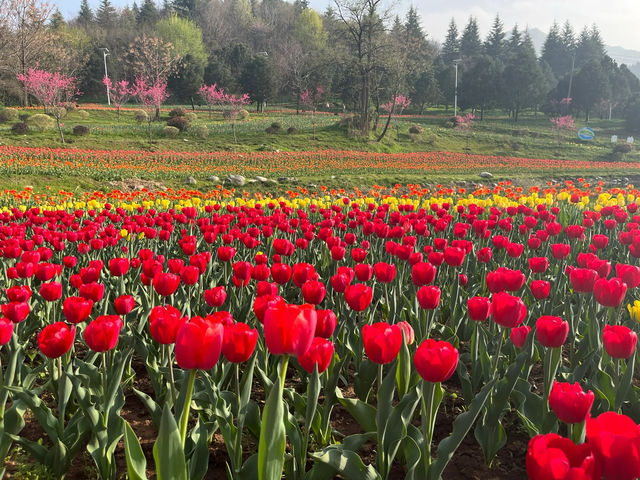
[55,0,640,51]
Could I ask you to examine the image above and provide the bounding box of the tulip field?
[2,179,640,480]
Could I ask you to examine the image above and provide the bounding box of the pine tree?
[441,18,459,62]
[49,9,66,29]
[405,6,424,42]
[459,16,482,62]
[96,0,116,29]
[541,21,568,80]
[575,25,604,69]
[77,0,94,27]
[506,24,522,57]
[137,0,159,26]
[484,14,506,59]
[561,21,575,52]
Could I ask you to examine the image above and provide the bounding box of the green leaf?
[124,421,148,480]
[429,378,496,480]
[336,390,376,433]
[153,403,187,480]
[396,338,411,398]
[257,366,286,480]
[615,352,636,411]
[310,447,381,480]
[188,419,210,480]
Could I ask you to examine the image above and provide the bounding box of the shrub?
[265,126,277,134]
[192,125,209,139]
[237,109,249,120]
[167,116,190,131]
[185,112,198,123]
[270,122,281,130]
[163,125,180,138]
[287,126,297,134]
[613,143,633,154]
[409,125,424,134]
[134,110,149,123]
[169,107,187,118]
[0,108,19,123]
[73,125,89,136]
[76,110,90,119]
[27,113,54,132]
[624,93,640,131]
[19,114,30,122]
[60,102,76,111]
[11,122,29,134]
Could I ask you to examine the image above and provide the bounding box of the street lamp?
[99,47,111,106]
[453,59,462,117]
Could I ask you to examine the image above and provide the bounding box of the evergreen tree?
[404,6,423,42]
[49,9,66,29]
[484,14,506,59]
[137,0,160,27]
[168,54,204,102]
[459,54,500,119]
[441,18,459,62]
[572,58,611,121]
[240,55,275,112]
[575,25,605,69]
[561,21,575,51]
[541,21,568,80]
[77,0,94,27]
[96,0,117,29]
[459,16,482,63]
[505,24,522,58]
[172,0,196,18]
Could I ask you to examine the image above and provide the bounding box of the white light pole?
[99,47,111,106]
[453,59,462,117]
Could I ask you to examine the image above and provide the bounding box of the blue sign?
[578,127,595,141]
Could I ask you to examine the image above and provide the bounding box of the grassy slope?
[0,105,638,192]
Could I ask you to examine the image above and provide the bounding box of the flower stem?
[179,369,198,447]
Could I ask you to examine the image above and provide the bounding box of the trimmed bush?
[184,112,198,123]
[287,127,297,134]
[0,108,19,123]
[134,110,149,123]
[60,102,76,111]
[409,125,424,134]
[19,114,30,122]
[169,107,187,118]
[76,110,90,119]
[163,126,180,138]
[73,125,90,136]
[613,143,633,154]
[192,125,209,139]
[237,109,249,120]
[11,122,29,134]
[27,113,54,132]
[167,116,190,131]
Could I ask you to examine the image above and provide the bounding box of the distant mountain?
[520,28,640,79]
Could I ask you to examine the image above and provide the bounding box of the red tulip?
[491,292,527,328]
[476,247,493,263]
[344,284,373,311]
[264,303,317,357]
[616,263,640,288]
[0,317,14,344]
[108,257,130,277]
[331,273,351,293]
[551,243,571,260]
[443,247,465,267]
[354,263,373,282]
[397,321,415,345]
[362,322,402,364]
[374,262,396,283]
[587,412,640,480]
[315,309,337,338]
[411,262,436,286]
[414,338,458,383]
[149,305,187,345]
[531,280,551,299]
[271,263,292,284]
[510,325,531,348]
[6,285,32,303]
[180,265,200,285]
[222,322,258,363]
[467,296,491,322]
[79,282,105,302]
[256,281,278,297]
[528,257,549,273]
[38,322,75,359]
[253,294,284,324]
[298,337,334,373]
[549,381,594,424]
[84,315,123,352]
[204,286,227,307]
[458,273,468,286]
[40,282,62,302]
[217,246,236,262]
[114,295,135,315]
[569,268,598,293]
[593,277,627,308]
[1,301,30,323]
[603,324,637,359]
[526,433,599,480]
[302,280,326,305]
[536,316,569,348]
[62,296,93,324]
[153,273,180,297]
[175,316,224,370]
[417,285,441,310]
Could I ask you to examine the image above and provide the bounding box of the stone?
[208,176,220,182]
[255,176,268,183]
[226,174,246,186]
[479,172,493,179]
[185,176,197,185]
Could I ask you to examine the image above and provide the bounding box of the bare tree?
[333,0,390,135]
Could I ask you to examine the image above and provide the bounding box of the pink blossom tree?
[223,92,250,144]
[550,115,575,144]
[16,67,78,144]
[131,75,169,142]
[198,83,226,118]
[378,94,411,142]
[300,86,324,139]
[103,77,132,120]
[453,113,475,149]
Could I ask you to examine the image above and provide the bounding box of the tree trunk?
[56,117,65,144]
[359,72,369,135]
[377,97,396,142]
[191,97,195,111]
[155,107,160,121]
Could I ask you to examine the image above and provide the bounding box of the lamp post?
[453,59,462,117]
[99,47,111,106]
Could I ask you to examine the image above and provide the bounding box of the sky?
[55,0,640,52]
